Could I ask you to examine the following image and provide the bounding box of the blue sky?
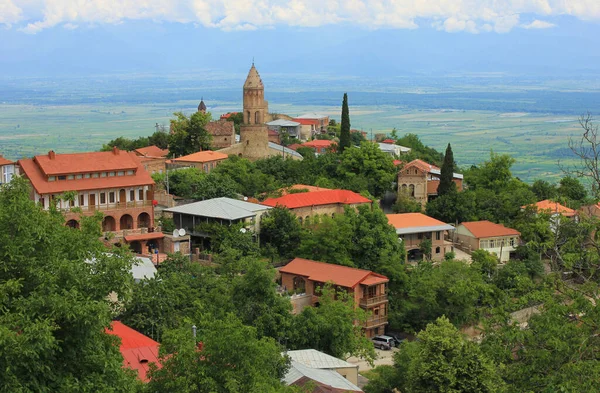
[1,1,599,77]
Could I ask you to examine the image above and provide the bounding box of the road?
[347,347,399,372]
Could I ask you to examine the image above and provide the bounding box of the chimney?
[112,146,119,155]
[48,151,55,160]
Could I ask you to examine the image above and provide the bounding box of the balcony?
[365,316,388,328]
[64,200,153,213]
[360,294,388,307]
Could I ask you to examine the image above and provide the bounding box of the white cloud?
[0,0,23,26]
[521,19,556,29]
[7,0,600,34]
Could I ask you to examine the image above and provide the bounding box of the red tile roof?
[404,159,440,173]
[124,233,165,242]
[172,150,229,163]
[134,146,168,158]
[460,220,520,238]
[18,150,154,195]
[220,112,239,119]
[206,120,235,136]
[0,155,14,166]
[287,144,302,151]
[523,199,576,217]
[387,213,448,229]
[293,118,320,126]
[381,139,395,144]
[393,160,403,166]
[280,258,388,288]
[302,140,336,148]
[262,189,371,209]
[106,321,161,382]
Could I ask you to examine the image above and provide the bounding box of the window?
[109,192,115,203]
[84,173,90,178]
[67,175,74,180]
[39,197,45,208]
[489,240,495,248]
[92,173,99,178]
[108,172,115,177]
[76,174,82,179]
[436,231,441,240]
[127,170,134,175]
[100,172,107,178]
[130,190,135,201]
[138,189,144,200]
[48,176,55,182]
[58,176,66,180]
[436,246,441,254]
[100,193,106,204]
[117,171,124,176]
[510,238,515,247]
[203,164,208,172]
[417,232,423,240]
[79,194,85,206]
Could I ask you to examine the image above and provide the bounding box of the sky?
[1,0,600,77]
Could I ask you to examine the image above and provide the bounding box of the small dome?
[198,99,207,112]
[244,64,263,89]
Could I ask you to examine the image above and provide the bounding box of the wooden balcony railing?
[63,200,152,212]
[360,294,388,307]
[365,316,388,328]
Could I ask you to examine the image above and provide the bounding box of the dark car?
[386,333,405,347]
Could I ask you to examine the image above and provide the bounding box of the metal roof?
[429,167,464,179]
[164,197,271,220]
[287,349,357,370]
[268,142,303,158]
[295,112,327,119]
[377,142,411,153]
[267,119,301,127]
[395,224,455,235]
[284,361,362,391]
[131,256,158,282]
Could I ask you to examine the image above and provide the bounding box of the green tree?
[419,238,432,261]
[397,317,505,393]
[212,155,280,197]
[397,134,444,166]
[260,206,302,260]
[531,179,558,201]
[339,93,351,153]
[337,142,396,198]
[224,112,243,134]
[557,176,587,207]
[168,111,213,158]
[437,143,456,197]
[393,191,422,213]
[0,178,140,391]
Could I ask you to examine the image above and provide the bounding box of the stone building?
[218,64,302,161]
[168,150,228,173]
[398,159,463,209]
[205,120,236,149]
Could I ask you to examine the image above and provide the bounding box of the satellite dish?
[178,228,186,237]
[243,196,248,201]
[240,228,247,234]
[173,229,179,238]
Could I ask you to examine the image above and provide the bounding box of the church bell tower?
[239,63,270,160]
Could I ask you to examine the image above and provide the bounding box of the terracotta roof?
[18,151,154,195]
[262,189,371,209]
[0,155,14,166]
[280,258,388,288]
[124,233,165,242]
[294,118,320,126]
[302,140,336,148]
[523,199,576,217]
[172,151,229,163]
[393,160,403,166]
[387,213,447,229]
[460,220,520,238]
[220,112,239,120]
[206,120,235,136]
[106,321,161,382]
[134,146,168,158]
[381,139,395,144]
[404,159,440,173]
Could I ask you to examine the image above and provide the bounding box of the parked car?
[386,333,405,347]
[371,335,394,350]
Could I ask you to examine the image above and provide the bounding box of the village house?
[387,213,455,262]
[454,220,520,262]
[205,120,236,149]
[106,321,161,382]
[134,145,169,175]
[262,189,372,223]
[279,258,389,338]
[523,199,577,219]
[294,113,329,134]
[287,349,359,386]
[0,155,17,185]
[266,119,302,140]
[299,139,336,155]
[168,150,229,173]
[398,159,464,208]
[377,142,411,157]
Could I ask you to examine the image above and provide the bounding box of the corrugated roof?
[262,190,371,209]
[296,113,328,120]
[377,143,411,153]
[106,321,161,382]
[267,119,301,127]
[460,220,521,238]
[284,361,362,391]
[134,146,168,158]
[164,197,271,220]
[268,142,303,158]
[172,150,229,163]
[524,199,576,217]
[280,258,388,288]
[18,151,154,194]
[387,213,455,234]
[131,256,158,282]
[288,349,357,370]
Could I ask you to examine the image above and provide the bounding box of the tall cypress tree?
[339,93,351,153]
[438,143,456,196]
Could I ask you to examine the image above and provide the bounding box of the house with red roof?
[522,199,577,218]
[387,213,455,262]
[18,148,163,254]
[300,139,336,155]
[280,258,389,338]
[262,189,372,223]
[0,154,17,185]
[106,321,161,382]
[398,159,463,208]
[455,221,521,262]
[134,145,169,175]
[168,150,229,173]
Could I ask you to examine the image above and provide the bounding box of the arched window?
[435,246,441,254]
[409,184,415,197]
[247,111,251,124]
[298,217,303,224]
[255,111,260,124]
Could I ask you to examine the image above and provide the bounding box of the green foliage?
[260,206,302,260]
[339,93,351,153]
[531,179,558,200]
[393,191,422,213]
[396,133,444,166]
[437,143,456,197]
[557,176,587,207]
[155,167,238,199]
[288,285,375,363]
[350,130,366,146]
[101,130,169,151]
[168,111,213,158]
[0,178,140,391]
[212,155,280,198]
[224,112,243,134]
[419,238,432,261]
[337,142,396,198]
